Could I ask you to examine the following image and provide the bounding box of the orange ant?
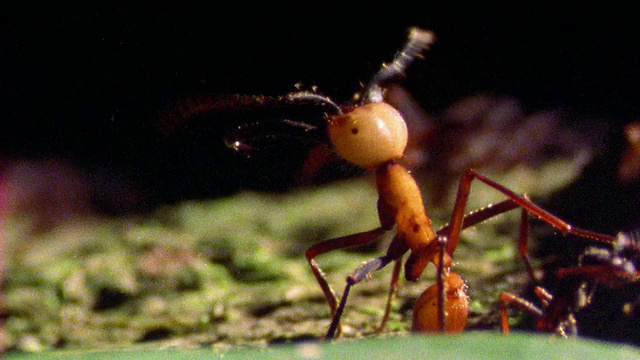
[157,27,628,339]
[302,28,630,339]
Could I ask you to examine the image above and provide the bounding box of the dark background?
[3,3,640,210]
[4,3,640,344]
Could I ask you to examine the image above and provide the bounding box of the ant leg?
[406,199,522,281]
[326,252,396,338]
[326,236,409,338]
[558,264,640,287]
[428,198,537,282]
[375,258,403,333]
[436,235,448,332]
[306,227,388,325]
[445,169,618,258]
[516,200,537,282]
[498,291,545,335]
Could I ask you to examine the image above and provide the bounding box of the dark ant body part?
[499,228,640,338]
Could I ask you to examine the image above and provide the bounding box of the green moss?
[3,158,590,353]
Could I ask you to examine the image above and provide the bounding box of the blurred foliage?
[7,333,640,360]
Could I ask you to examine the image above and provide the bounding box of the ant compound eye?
[328,102,408,168]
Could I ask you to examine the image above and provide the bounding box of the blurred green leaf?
[7,333,640,360]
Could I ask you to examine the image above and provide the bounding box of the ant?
[158,27,627,339]
[295,28,623,339]
[498,229,640,338]
[496,123,640,339]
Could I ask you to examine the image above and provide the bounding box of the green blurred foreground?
[7,333,640,360]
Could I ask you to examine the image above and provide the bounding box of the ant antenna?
[363,28,436,104]
[285,91,343,115]
[224,92,340,154]
[224,119,319,152]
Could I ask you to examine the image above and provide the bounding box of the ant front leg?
[305,226,390,335]
[323,235,409,338]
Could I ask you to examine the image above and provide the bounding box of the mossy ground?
[2,160,586,353]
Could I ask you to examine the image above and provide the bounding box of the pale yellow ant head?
[328,102,408,169]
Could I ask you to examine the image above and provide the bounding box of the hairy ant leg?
[305,226,390,323]
[436,235,448,332]
[499,291,546,334]
[324,235,409,338]
[376,258,403,333]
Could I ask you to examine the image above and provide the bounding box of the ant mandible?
[304,28,627,339]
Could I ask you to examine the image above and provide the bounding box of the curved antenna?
[284,91,343,115]
[158,94,280,135]
[158,91,342,136]
[362,28,436,104]
[224,92,340,154]
[224,118,320,153]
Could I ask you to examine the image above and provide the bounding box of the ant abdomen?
[412,272,469,333]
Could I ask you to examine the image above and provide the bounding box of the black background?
[3,3,640,208]
[5,4,640,343]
